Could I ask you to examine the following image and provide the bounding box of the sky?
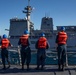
[0,0,76,36]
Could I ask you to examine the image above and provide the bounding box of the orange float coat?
[1,39,10,49]
[58,31,67,44]
[38,37,47,49]
[20,34,29,46]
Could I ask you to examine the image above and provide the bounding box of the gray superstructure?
[9,0,76,51]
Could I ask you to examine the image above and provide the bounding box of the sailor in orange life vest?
[0,34,12,69]
[18,30,31,70]
[35,33,50,70]
[55,26,68,71]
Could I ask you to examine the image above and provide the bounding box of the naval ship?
[0,0,76,65]
[0,1,76,75]
[8,0,76,51]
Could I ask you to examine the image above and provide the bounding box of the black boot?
[62,65,65,71]
[27,64,29,71]
[41,65,45,70]
[7,59,10,68]
[35,65,39,70]
[21,65,24,70]
[58,64,61,70]
[2,65,6,70]
[8,61,10,68]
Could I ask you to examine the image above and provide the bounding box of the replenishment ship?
[0,1,76,75]
[0,0,76,66]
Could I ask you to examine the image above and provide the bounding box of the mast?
[22,0,33,33]
[28,0,30,6]
[23,0,32,21]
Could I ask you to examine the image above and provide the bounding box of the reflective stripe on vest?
[58,31,67,44]
[38,37,47,48]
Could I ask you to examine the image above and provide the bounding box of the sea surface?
[0,50,76,65]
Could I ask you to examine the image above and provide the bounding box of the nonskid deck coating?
[0,65,76,75]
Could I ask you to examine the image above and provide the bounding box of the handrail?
[0,47,76,65]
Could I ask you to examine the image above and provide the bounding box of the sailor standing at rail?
[18,30,31,70]
[55,26,68,71]
[35,33,50,70]
[0,34,12,69]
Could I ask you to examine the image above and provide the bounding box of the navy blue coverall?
[0,40,11,69]
[55,32,67,70]
[35,39,50,69]
[18,38,31,70]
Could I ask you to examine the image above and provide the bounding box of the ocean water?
[0,52,76,65]
[0,50,76,65]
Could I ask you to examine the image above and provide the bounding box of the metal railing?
[0,47,76,66]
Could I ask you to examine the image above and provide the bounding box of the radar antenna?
[23,0,32,20]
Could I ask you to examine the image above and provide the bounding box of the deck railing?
[0,47,76,66]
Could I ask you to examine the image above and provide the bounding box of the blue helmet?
[61,26,65,31]
[24,30,29,34]
[3,34,7,38]
[40,33,45,37]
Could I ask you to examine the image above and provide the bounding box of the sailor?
[35,33,50,70]
[55,26,68,71]
[0,34,12,69]
[18,30,31,70]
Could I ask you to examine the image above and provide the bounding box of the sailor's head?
[40,33,45,37]
[60,26,65,31]
[3,34,7,38]
[24,30,29,34]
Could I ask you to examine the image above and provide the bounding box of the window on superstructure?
[44,22,46,24]
[71,27,74,29]
[45,18,48,20]
[47,24,50,26]
[71,27,75,31]
[10,36,14,39]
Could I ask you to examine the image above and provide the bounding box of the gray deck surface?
[0,65,76,75]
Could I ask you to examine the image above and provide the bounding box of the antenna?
[45,12,48,18]
[45,13,46,17]
[28,0,30,6]
[45,12,50,18]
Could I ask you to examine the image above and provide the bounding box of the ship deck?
[0,65,76,75]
